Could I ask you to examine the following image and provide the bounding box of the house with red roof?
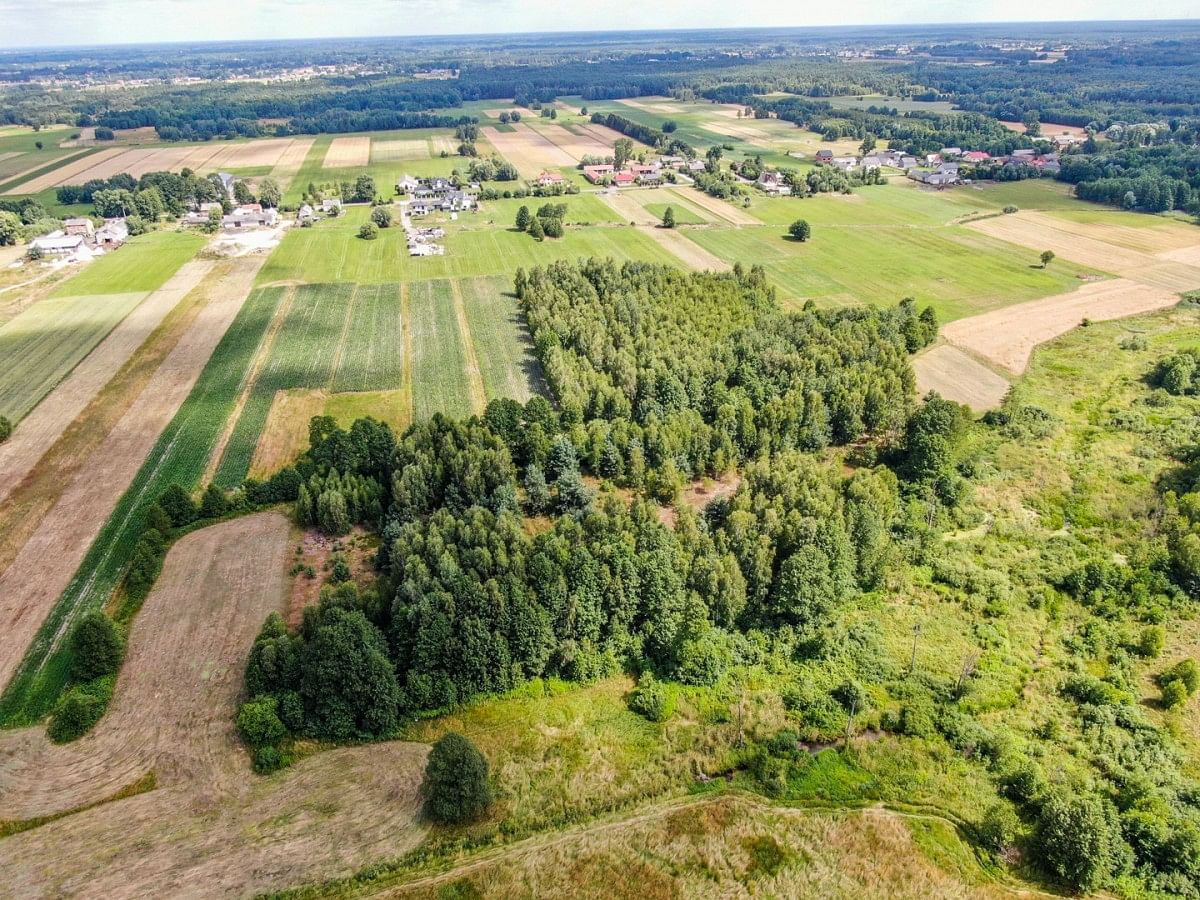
[536,170,565,187]
[613,170,636,185]
[582,164,615,184]
[963,150,991,162]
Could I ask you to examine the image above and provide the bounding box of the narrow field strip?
[0,261,274,721]
[914,344,1011,412]
[409,279,475,420]
[201,285,298,487]
[331,283,405,393]
[450,279,488,415]
[667,187,760,225]
[323,135,371,168]
[458,276,543,404]
[0,148,101,195]
[598,190,659,225]
[0,258,215,505]
[639,225,733,272]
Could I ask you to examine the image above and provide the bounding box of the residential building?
[612,170,636,186]
[297,204,315,224]
[536,171,565,187]
[814,149,834,164]
[396,175,421,194]
[582,164,615,183]
[756,170,792,195]
[831,156,858,171]
[962,151,991,163]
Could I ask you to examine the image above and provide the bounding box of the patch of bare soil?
[913,344,1011,411]
[286,526,379,627]
[0,513,427,898]
[658,474,742,528]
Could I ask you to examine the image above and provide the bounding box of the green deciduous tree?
[358,221,378,241]
[421,732,492,824]
[69,611,125,681]
[788,219,811,241]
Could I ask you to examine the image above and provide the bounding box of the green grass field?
[258,205,679,285]
[0,286,288,726]
[683,221,1100,321]
[0,291,147,421]
[459,275,543,403]
[409,279,474,420]
[50,231,206,296]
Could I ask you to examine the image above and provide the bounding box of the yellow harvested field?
[323,135,372,168]
[204,137,301,170]
[666,187,760,226]
[1160,245,1200,268]
[482,123,575,175]
[942,278,1180,374]
[429,134,458,155]
[702,119,772,141]
[0,512,429,897]
[537,123,617,160]
[1001,120,1090,139]
[914,344,1011,411]
[616,97,687,114]
[268,137,315,188]
[372,139,432,162]
[599,190,659,225]
[248,388,328,479]
[969,210,1158,272]
[3,148,123,195]
[642,226,732,273]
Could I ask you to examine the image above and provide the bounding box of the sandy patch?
[3,149,123,195]
[941,278,1180,374]
[0,512,429,897]
[323,136,371,169]
[482,123,575,175]
[914,344,1011,411]
[1000,121,1090,139]
[0,257,266,694]
[0,258,214,507]
[702,119,771,141]
[616,97,687,115]
[536,123,617,161]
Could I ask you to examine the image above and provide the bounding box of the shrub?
[358,222,378,240]
[253,746,284,774]
[675,630,733,686]
[237,696,288,748]
[68,611,125,681]
[370,205,393,228]
[422,732,492,824]
[47,677,113,743]
[977,801,1021,855]
[1035,791,1128,892]
[1158,658,1199,695]
[158,483,197,527]
[1003,205,1018,214]
[0,415,11,443]
[1137,625,1165,658]
[1161,678,1189,709]
[628,671,671,722]
[893,697,936,738]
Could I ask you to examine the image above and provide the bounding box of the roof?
[31,232,84,250]
[815,149,833,158]
[64,217,92,226]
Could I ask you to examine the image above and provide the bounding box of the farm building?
[396,175,421,193]
[831,157,858,171]
[29,232,86,256]
[583,164,616,184]
[963,150,991,162]
[63,217,95,238]
[297,204,315,224]
[222,205,279,229]
[686,159,706,173]
[613,171,636,186]
[95,219,129,246]
[536,171,565,187]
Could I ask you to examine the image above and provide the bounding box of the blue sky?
[1,0,1196,48]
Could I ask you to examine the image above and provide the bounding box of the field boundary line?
[201,285,297,488]
[400,284,415,425]
[449,279,487,415]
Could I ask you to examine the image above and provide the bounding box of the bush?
[0,415,11,443]
[893,697,936,738]
[628,671,671,722]
[253,746,284,774]
[47,677,113,743]
[358,222,378,240]
[422,732,492,824]
[371,206,393,228]
[977,800,1021,855]
[1158,658,1199,695]
[675,630,733,686]
[788,219,811,241]
[237,696,288,748]
[1003,205,1018,214]
[1161,678,1189,709]
[158,483,197,527]
[68,611,125,681]
[1035,791,1128,892]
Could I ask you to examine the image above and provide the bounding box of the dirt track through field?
[0,512,429,898]
[913,345,1011,411]
[0,259,214,506]
[640,226,733,273]
[0,257,266,694]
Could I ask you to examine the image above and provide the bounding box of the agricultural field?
[50,231,207,296]
[457,275,543,404]
[408,278,476,420]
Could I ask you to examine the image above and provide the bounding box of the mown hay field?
[409,279,475,420]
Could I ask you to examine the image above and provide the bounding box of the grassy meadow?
[51,231,206,296]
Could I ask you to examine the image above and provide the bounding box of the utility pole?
[909,622,922,676]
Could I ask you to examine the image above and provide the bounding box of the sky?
[1,0,1197,49]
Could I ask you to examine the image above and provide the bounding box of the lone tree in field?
[789,219,811,242]
[1040,249,1056,268]
[69,611,125,681]
[515,205,531,231]
[371,206,393,229]
[661,206,676,229]
[358,221,379,241]
[422,732,492,824]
